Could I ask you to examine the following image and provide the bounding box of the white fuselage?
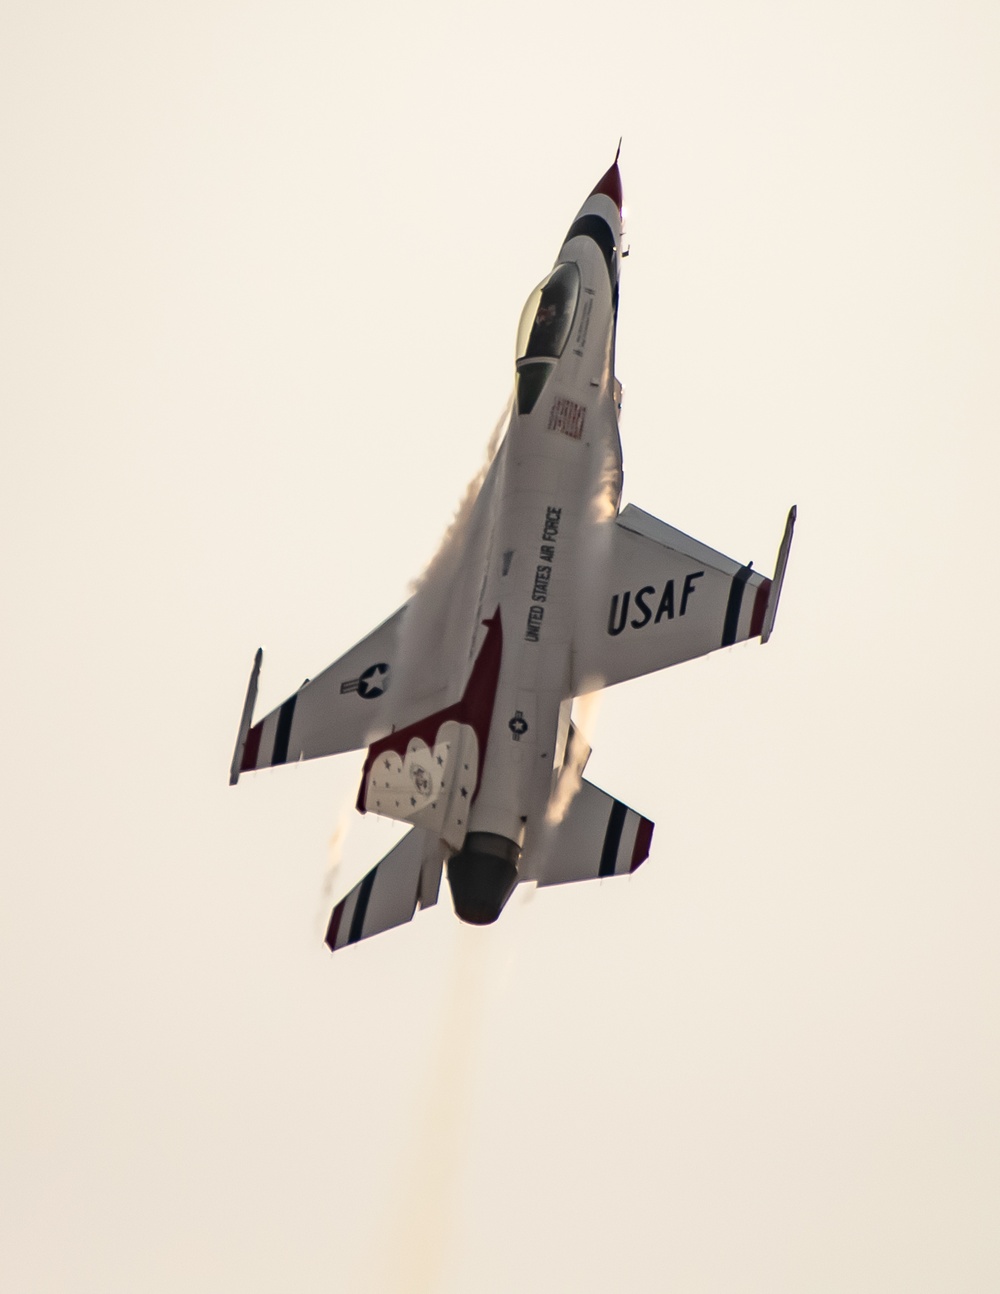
[465,190,624,850]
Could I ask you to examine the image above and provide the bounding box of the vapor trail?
[314,797,355,938]
[545,690,603,827]
[408,395,511,599]
[383,924,490,1293]
[392,396,512,717]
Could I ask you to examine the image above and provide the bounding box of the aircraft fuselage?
[446,165,625,921]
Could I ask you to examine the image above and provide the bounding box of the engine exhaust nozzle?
[447,832,521,925]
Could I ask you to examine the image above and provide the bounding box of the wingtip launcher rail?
[760,506,796,645]
[229,647,263,785]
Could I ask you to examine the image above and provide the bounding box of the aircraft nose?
[589,148,622,214]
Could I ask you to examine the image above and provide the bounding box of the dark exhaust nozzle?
[447,832,521,925]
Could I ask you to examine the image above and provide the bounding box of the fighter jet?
[230,154,795,953]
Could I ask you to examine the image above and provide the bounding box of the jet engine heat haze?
[229,154,796,954]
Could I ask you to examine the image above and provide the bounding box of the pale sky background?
[2,2,999,1291]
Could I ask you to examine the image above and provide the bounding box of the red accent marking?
[630,817,653,873]
[548,397,586,440]
[356,609,504,813]
[240,721,263,772]
[325,898,345,951]
[589,159,622,213]
[750,578,772,638]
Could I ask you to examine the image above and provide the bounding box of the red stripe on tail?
[325,898,346,952]
[630,818,653,873]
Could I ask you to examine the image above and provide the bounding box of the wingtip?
[229,648,264,785]
[325,897,346,952]
[760,507,796,644]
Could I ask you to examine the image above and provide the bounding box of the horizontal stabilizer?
[528,779,653,888]
[325,829,445,953]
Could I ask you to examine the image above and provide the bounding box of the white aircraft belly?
[466,394,617,841]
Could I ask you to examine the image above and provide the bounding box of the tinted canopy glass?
[516,263,581,362]
[515,362,554,415]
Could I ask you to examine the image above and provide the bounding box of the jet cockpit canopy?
[515,262,580,414]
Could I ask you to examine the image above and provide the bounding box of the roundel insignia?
[508,711,529,739]
[357,662,390,700]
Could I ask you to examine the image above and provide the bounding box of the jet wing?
[231,604,407,781]
[325,828,445,952]
[231,427,512,785]
[571,503,795,693]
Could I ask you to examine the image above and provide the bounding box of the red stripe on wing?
[240,721,263,772]
[749,578,772,638]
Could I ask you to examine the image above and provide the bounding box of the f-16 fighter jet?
[230,153,795,953]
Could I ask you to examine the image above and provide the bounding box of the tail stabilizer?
[525,778,654,888]
[325,829,445,954]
